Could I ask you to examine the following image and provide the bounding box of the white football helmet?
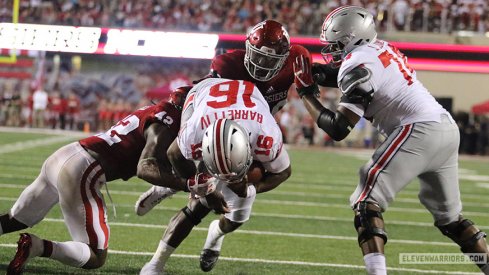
[202,119,253,182]
[320,6,377,65]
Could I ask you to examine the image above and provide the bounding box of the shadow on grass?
[14,264,142,275]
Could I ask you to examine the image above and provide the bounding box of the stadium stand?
[0,0,488,155]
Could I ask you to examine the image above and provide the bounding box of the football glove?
[293,55,320,98]
[187,173,217,197]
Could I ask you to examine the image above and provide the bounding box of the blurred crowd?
[1,55,488,155]
[0,0,487,34]
[0,56,209,132]
[0,0,488,155]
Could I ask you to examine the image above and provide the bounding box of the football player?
[293,6,489,275]
[0,87,227,275]
[139,78,291,274]
[135,19,311,216]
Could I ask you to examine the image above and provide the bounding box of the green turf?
[0,130,487,274]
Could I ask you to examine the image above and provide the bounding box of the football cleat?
[139,261,163,275]
[135,186,177,216]
[200,249,220,272]
[7,233,42,275]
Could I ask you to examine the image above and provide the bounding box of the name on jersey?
[264,91,287,102]
[200,110,263,129]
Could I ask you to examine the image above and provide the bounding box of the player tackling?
[293,6,489,275]
[0,88,227,274]
[135,19,311,216]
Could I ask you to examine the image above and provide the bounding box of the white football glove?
[187,173,217,197]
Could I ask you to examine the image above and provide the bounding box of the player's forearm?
[302,94,353,141]
[312,63,339,88]
[301,94,325,123]
[137,159,187,191]
[169,156,196,180]
[253,165,291,194]
[167,140,197,179]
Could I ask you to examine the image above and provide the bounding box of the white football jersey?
[338,39,450,136]
[178,78,289,173]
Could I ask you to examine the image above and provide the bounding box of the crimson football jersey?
[79,101,180,180]
[209,45,310,114]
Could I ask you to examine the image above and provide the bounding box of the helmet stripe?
[324,6,352,23]
[214,119,230,175]
[323,6,353,24]
[322,6,352,43]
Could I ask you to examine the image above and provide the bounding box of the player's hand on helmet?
[187,173,217,197]
[203,191,229,214]
[293,55,319,98]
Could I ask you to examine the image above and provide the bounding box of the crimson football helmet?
[245,20,290,82]
[169,86,192,111]
[320,6,377,66]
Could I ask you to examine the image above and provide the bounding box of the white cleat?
[139,261,164,275]
[135,186,177,216]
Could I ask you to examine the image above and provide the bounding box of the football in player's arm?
[134,19,307,215]
[140,78,291,274]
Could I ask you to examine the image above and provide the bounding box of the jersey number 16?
[207,80,257,109]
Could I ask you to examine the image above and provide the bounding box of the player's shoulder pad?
[211,50,244,72]
[340,66,372,94]
[289,44,311,58]
[338,46,376,79]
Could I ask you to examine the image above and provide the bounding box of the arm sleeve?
[312,63,339,88]
[316,108,355,141]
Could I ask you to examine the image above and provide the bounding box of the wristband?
[247,184,257,198]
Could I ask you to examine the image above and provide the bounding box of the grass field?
[0,128,488,275]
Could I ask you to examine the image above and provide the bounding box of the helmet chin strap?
[217,172,243,183]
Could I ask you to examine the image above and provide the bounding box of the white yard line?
[27,218,458,247]
[1,183,488,218]
[477,183,489,189]
[112,249,483,274]
[0,136,76,155]
[0,127,88,155]
[271,190,489,208]
[284,181,489,200]
[3,196,489,230]
[258,198,489,218]
[0,243,480,274]
[0,126,89,136]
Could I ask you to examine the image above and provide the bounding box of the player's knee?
[219,217,243,233]
[181,206,203,226]
[0,214,28,234]
[436,217,488,254]
[83,249,107,269]
[353,201,388,246]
